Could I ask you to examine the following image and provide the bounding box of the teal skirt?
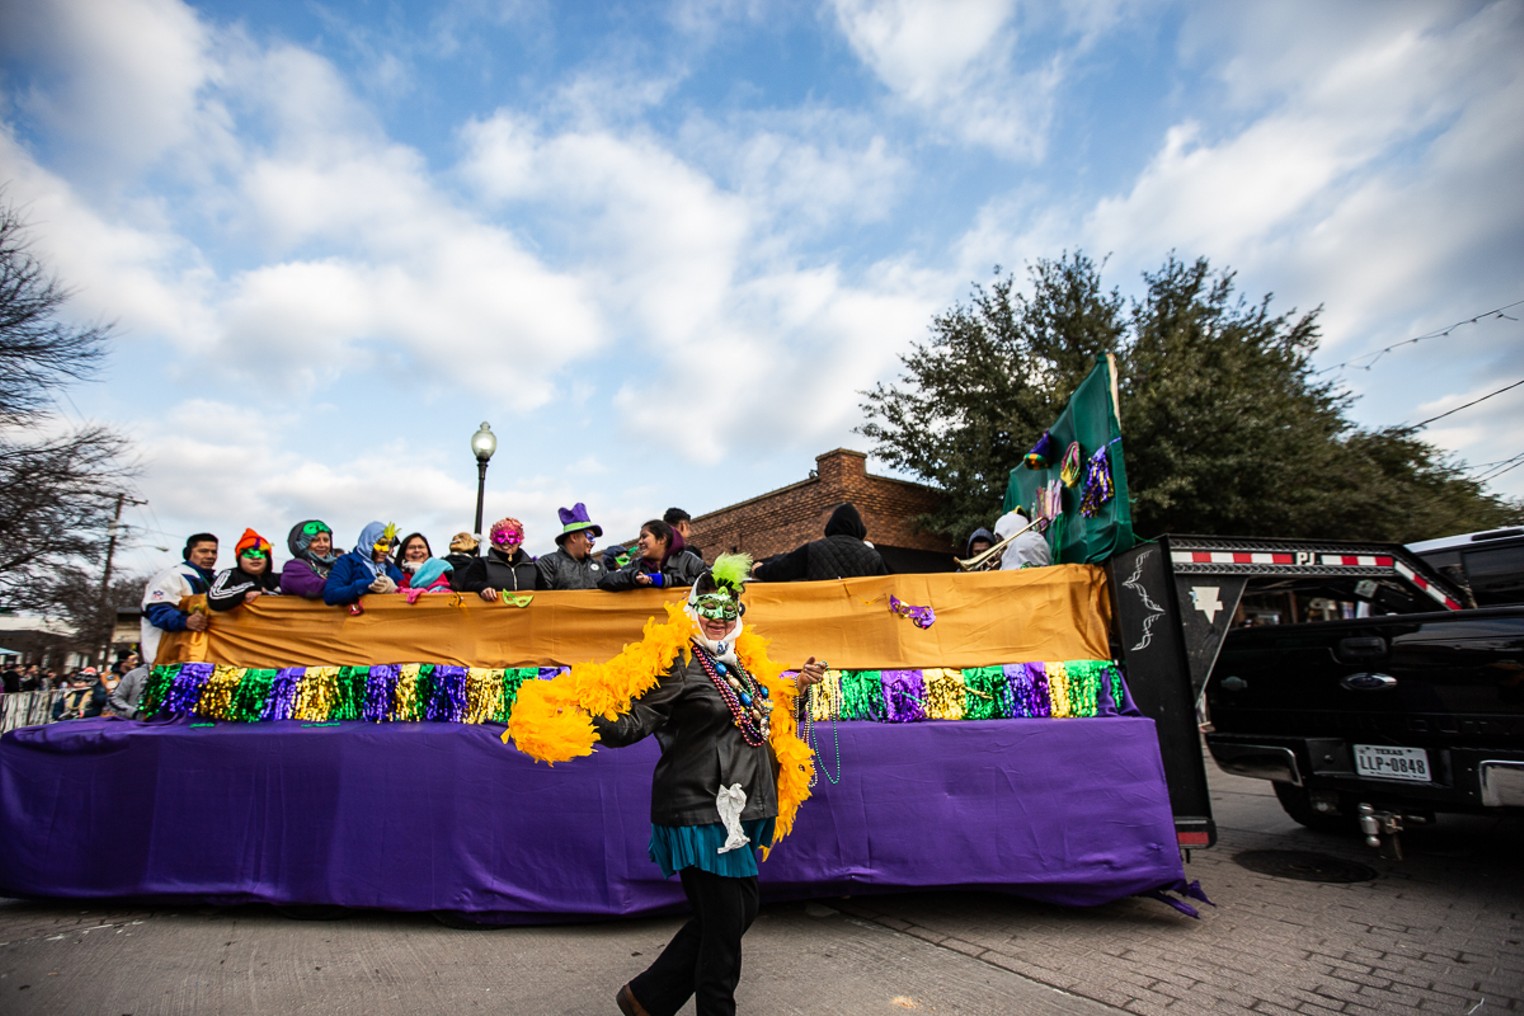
[648,818,777,879]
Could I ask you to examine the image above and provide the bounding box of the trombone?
[955,516,1045,572]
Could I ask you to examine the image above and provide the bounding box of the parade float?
[0,358,1216,921]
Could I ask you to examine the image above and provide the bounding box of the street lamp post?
[470,422,497,539]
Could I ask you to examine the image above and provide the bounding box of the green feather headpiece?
[708,552,752,597]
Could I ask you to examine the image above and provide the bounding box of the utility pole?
[99,494,147,666]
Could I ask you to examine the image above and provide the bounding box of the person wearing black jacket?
[751,502,888,582]
[595,556,826,1016]
[537,503,607,590]
[598,519,705,592]
[455,517,541,599]
[208,529,282,610]
[442,532,481,577]
[664,507,703,562]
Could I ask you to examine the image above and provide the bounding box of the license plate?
[1353,744,1431,783]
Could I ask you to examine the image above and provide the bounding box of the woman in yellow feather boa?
[510,552,821,1016]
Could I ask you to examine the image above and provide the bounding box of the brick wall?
[690,449,952,565]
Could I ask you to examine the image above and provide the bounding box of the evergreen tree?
[860,253,1520,543]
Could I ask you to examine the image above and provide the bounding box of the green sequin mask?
[694,593,739,622]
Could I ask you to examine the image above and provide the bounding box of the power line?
[1466,453,1524,470]
[1474,451,1524,485]
[1400,378,1524,431]
[1318,299,1523,376]
[1481,458,1524,484]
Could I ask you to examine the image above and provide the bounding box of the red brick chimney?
[814,448,867,488]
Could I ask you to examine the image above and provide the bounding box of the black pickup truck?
[1196,537,1524,854]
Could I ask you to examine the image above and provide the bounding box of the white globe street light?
[470,422,497,539]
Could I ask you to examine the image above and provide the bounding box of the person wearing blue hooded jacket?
[323,522,405,606]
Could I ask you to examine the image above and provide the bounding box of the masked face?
[694,592,739,622]
[240,549,269,574]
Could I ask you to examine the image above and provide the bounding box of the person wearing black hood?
[957,526,998,570]
[750,502,888,582]
[965,527,996,558]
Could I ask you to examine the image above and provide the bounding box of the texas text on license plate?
[1353,744,1431,782]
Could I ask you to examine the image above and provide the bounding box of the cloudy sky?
[2,0,1520,575]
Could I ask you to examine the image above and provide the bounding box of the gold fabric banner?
[158,565,1113,670]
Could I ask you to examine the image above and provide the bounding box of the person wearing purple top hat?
[536,502,607,590]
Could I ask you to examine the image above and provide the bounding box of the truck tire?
[1273,782,1355,833]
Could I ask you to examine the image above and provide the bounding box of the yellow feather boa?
[506,602,815,851]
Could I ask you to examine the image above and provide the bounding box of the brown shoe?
[615,983,650,1016]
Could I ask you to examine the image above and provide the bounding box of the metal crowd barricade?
[0,689,69,732]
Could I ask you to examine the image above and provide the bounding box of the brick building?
[691,448,954,573]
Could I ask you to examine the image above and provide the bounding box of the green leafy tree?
[861,253,1520,543]
[860,252,1124,542]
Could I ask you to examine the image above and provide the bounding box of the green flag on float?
[1003,355,1134,564]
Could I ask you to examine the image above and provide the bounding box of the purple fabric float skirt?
[0,716,1187,922]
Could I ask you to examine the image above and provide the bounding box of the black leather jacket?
[593,652,778,827]
[535,547,607,590]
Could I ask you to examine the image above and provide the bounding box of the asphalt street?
[1,757,1519,1015]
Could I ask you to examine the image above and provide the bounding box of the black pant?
[628,868,761,1016]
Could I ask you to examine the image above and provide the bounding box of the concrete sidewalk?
[0,897,1122,1015]
[837,767,1524,1014]
[2,763,1519,1014]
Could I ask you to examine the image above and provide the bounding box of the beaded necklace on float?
[691,639,771,747]
[799,678,843,787]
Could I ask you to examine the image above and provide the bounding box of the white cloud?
[116,396,583,574]
[1094,1,1521,273]
[3,23,609,397]
[830,0,1059,158]
[613,258,946,463]
[1,0,215,178]
[460,113,750,349]
[833,0,1015,103]
[0,132,218,349]
[1025,2,1524,349]
[938,2,1523,504]
[680,109,911,234]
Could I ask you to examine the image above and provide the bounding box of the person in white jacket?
[139,533,218,666]
[994,507,1052,570]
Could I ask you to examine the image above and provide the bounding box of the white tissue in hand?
[715,783,749,853]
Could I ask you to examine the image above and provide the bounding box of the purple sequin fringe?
[881,669,926,723]
[429,665,468,722]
